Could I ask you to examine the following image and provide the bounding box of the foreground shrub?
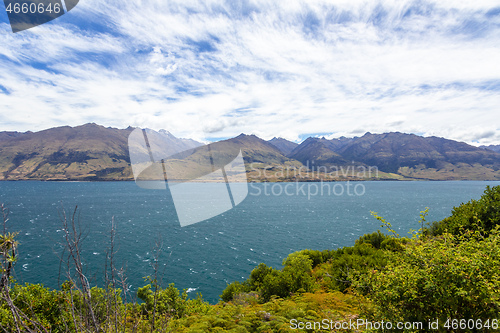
[323,242,389,293]
[355,227,500,329]
[137,283,188,319]
[1,283,71,332]
[169,290,367,332]
[221,253,316,303]
[429,185,500,237]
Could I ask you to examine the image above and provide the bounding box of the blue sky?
[0,0,500,144]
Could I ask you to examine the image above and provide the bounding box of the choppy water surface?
[0,180,498,303]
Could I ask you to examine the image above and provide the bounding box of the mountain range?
[481,145,500,153]
[285,133,500,180]
[1,123,500,181]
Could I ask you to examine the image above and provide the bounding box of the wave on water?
[4,180,500,304]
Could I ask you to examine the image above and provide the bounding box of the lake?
[0,180,499,303]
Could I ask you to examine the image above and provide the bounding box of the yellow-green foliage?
[3,186,500,332]
[168,290,367,332]
[355,228,500,329]
[0,283,73,332]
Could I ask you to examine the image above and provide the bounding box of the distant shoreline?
[1,178,499,182]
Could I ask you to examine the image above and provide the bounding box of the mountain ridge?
[268,137,299,155]
[1,124,500,181]
[482,145,500,153]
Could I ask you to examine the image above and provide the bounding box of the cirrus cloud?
[0,0,499,145]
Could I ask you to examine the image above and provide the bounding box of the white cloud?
[149,47,178,75]
[0,0,499,144]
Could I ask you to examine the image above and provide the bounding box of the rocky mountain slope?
[290,132,500,180]
[482,145,500,153]
[1,124,499,181]
[0,124,200,180]
[268,137,298,155]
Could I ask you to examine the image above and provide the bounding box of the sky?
[0,0,500,145]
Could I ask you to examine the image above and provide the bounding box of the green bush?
[221,253,316,303]
[429,185,500,237]
[290,249,324,267]
[248,263,274,290]
[355,228,500,328]
[282,252,314,293]
[220,281,249,302]
[355,230,389,249]
[7,283,71,332]
[259,269,289,302]
[220,234,399,302]
[220,263,273,302]
[324,242,389,293]
[137,283,188,319]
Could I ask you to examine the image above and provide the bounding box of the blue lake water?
[0,180,499,303]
